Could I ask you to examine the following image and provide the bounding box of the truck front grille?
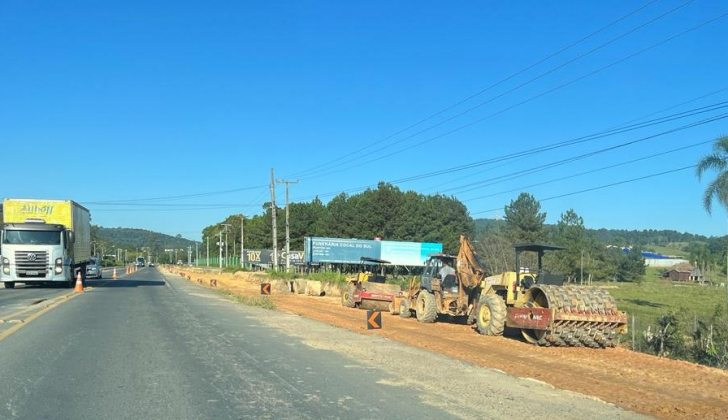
[14,251,49,278]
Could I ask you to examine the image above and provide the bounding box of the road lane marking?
[0,293,83,342]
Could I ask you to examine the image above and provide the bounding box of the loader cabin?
[421,253,459,293]
[514,243,566,288]
[356,257,390,283]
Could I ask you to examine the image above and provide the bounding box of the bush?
[643,311,687,358]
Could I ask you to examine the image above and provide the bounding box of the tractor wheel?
[415,291,437,323]
[399,299,411,318]
[341,286,356,308]
[475,294,507,336]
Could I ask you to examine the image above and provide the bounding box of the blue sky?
[2,0,728,240]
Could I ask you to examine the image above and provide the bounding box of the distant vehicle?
[1,198,92,289]
[149,262,155,267]
[86,257,103,279]
[177,260,183,265]
[135,257,145,267]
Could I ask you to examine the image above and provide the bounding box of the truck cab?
[1,220,77,288]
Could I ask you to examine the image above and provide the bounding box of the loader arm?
[455,235,486,289]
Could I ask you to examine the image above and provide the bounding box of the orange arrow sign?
[367,310,382,330]
[261,283,271,295]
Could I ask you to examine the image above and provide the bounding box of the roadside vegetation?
[217,289,276,310]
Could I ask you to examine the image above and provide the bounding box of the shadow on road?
[85,279,166,288]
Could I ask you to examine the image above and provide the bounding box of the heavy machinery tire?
[416,291,437,323]
[475,294,507,336]
[341,286,356,308]
[388,301,399,315]
[3,282,15,289]
[399,299,411,318]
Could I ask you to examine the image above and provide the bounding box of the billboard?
[304,237,442,266]
[243,250,305,265]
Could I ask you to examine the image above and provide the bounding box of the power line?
[86,184,268,204]
[472,164,696,216]
[289,100,728,203]
[296,8,728,181]
[440,112,728,196]
[463,139,714,203]
[291,0,699,180]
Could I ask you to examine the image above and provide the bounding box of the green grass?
[597,267,728,350]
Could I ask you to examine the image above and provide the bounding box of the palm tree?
[696,135,728,295]
[696,136,728,214]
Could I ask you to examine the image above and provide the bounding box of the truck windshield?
[2,230,61,245]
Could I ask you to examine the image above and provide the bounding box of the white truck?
[0,198,91,289]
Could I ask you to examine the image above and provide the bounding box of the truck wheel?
[416,291,437,323]
[399,299,411,318]
[3,282,15,289]
[475,294,507,336]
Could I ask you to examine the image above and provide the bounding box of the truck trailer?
[0,198,92,289]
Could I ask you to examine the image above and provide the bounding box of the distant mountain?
[94,226,196,250]
[473,218,715,246]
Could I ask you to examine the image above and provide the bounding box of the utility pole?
[276,178,299,271]
[270,168,278,270]
[206,236,210,267]
[240,214,245,269]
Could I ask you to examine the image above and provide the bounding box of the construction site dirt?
[166,269,728,420]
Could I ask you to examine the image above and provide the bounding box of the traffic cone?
[113,268,117,279]
[74,272,84,293]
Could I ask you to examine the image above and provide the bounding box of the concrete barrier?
[305,280,325,296]
[292,279,307,294]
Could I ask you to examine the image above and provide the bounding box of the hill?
[474,218,715,246]
[93,226,197,263]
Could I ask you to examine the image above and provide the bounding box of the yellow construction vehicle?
[397,235,627,347]
[341,257,403,311]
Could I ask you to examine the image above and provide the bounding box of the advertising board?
[304,237,442,266]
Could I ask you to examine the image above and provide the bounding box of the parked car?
[86,257,103,279]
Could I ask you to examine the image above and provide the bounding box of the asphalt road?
[0,268,647,419]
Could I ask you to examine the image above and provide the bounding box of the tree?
[696,136,728,214]
[696,136,728,293]
[549,209,588,282]
[617,247,646,283]
[503,192,546,244]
